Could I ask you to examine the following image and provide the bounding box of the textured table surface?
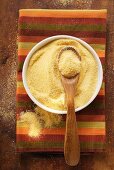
[0,0,114,169]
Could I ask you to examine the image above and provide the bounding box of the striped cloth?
[16,9,107,152]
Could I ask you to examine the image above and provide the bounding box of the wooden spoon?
[58,47,80,166]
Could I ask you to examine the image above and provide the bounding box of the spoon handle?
[64,97,80,166]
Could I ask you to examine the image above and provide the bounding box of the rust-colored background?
[0,0,114,169]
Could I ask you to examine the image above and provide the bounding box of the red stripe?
[17,72,22,81]
[18,55,26,63]
[62,115,105,121]
[77,114,105,121]
[95,95,105,100]
[19,29,106,38]
[16,134,64,142]
[16,108,26,114]
[80,135,105,142]
[16,148,104,153]
[16,107,24,114]
[19,17,106,25]
[16,94,31,102]
[91,96,105,102]
[100,57,105,64]
[80,149,105,153]
[18,36,46,42]
[81,38,106,44]
[18,36,106,44]
[16,134,105,142]
[16,148,64,152]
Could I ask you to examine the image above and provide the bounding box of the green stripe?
[90,100,105,109]
[17,141,104,149]
[17,121,105,129]
[81,142,105,149]
[101,82,105,89]
[18,42,36,49]
[78,122,105,128]
[17,141,63,148]
[103,65,105,71]
[16,101,33,107]
[90,44,105,50]
[17,81,24,88]
[57,121,105,129]
[17,123,28,128]
[18,63,24,71]
[19,23,105,32]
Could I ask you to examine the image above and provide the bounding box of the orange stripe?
[42,128,105,135]
[17,127,29,134]
[16,127,105,135]
[98,90,105,96]
[19,9,107,19]
[96,50,105,58]
[16,114,20,120]
[79,129,105,135]
[16,87,27,95]
[18,49,29,56]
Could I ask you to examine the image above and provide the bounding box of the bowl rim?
[22,35,103,114]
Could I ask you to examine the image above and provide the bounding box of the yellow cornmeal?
[27,39,98,110]
[19,111,41,137]
[58,50,81,78]
[18,107,62,138]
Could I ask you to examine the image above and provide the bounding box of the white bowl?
[22,35,103,114]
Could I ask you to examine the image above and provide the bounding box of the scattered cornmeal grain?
[18,107,62,138]
[35,107,62,128]
[19,112,41,138]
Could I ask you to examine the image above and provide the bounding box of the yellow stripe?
[17,82,24,88]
